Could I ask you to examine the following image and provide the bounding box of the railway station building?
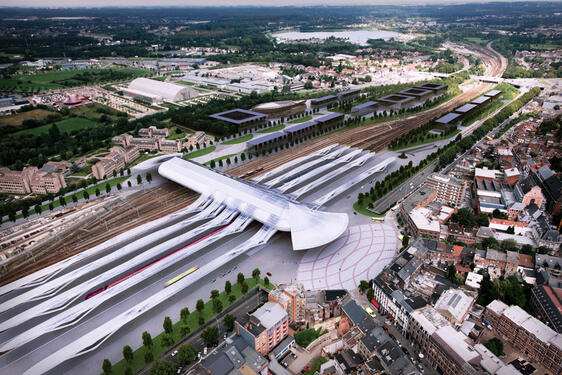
[252,100,306,119]
[434,112,463,128]
[471,95,492,106]
[283,120,321,140]
[398,87,434,107]
[414,82,448,98]
[484,89,502,100]
[314,112,345,130]
[337,88,361,103]
[158,157,348,250]
[453,103,479,124]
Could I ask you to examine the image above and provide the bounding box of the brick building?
[484,300,562,374]
[426,173,467,207]
[236,301,289,356]
[268,283,306,324]
[0,166,66,195]
[92,146,139,179]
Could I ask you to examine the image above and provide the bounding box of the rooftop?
[251,302,288,329]
[209,108,267,125]
[416,82,448,91]
[435,112,461,124]
[471,96,492,105]
[485,89,502,97]
[158,158,348,250]
[455,103,478,114]
[377,94,415,104]
[398,87,433,97]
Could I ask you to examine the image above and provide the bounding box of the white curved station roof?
[159,157,348,250]
[127,78,197,101]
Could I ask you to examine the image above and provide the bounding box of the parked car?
[382,325,388,331]
[171,350,178,357]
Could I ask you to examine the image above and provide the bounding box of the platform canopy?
[159,157,348,250]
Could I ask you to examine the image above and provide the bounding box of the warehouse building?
[123,78,198,104]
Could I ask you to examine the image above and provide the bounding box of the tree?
[117,183,122,191]
[113,169,117,178]
[506,226,515,234]
[476,213,489,227]
[161,333,174,347]
[59,196,66,207]
[177,344,198,365]
[241,281,249,294]
[358,280,369,293]
[105,183,111,194]
[224,314,236,332]
[146,172,152,184]
[210,289,219,300]
[127,181,132,188]
[122,345,133,363]
[210,159,216,168]
[366,288,374,300]
[199,316,205,326]
[142,331,153,348]
[196,299,205,314]
[213,299,223,313]
[95,187,100,197]
[34,204,42,215]
[137,174,142,185]
[124,368,133,375]
[180,324,191,337]
[252,268,261,281]
[48,202,54,211]
[225,280,232,295]
[150,360,176,375]
[482,236,500,250]
[264,277,270,287]
[450,208,476,228]
[484,338,504,357]
[102,359,112,375]
[180,307,190,322]
[401,234,409,248]
[163,316,173,334]
[501,238,518,252]
[237,272,244,285]
[229,294,236,303]
[201,326,219,346]
[127,168,131,176]
[144,351,154,364]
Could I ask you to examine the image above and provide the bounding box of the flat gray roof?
[455,104,478,113]
[435,112,462,124]
[377,94,415,104]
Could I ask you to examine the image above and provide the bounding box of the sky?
[0,0,546,7]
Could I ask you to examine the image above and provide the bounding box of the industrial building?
[123,78,198,104]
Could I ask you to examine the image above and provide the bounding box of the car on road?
[266,272,272,276]
[382,325,388,331]
[365,307,376,318]
[177,367,183,374]
[304,366,311,371]
[389,333,396,340]
[210,278,216,283]
[171,350,178,357]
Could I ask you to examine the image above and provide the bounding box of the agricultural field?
[13,117,101,136]
[0,109,53,127]
[0,68,147,92]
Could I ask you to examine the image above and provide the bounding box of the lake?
[272,29,404,45]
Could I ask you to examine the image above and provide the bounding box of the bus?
[371,217,384,223]
[165,266,199,287]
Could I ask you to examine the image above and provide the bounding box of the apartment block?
[158,138,182,154]
[426,173,467,207]
[29,169,67,194]
[236,301,289,356]
[268,283,306,324]
[138,126,170,138]
[484,300,562,374]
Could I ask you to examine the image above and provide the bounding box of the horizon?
[0,0,557,8]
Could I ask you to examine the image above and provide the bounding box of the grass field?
[70,103,128,122]
[258,124,285,133]
[108,278,273,375]
[288,115,312,124]
[465,37,489,45]
[13,117,101,136]
[531,44,559,50]
[221,134,253,145]
[204,153,238,166]
[390,129,460,151]
[184,146,216,159]
[0,109,53,127]
[166,126,186,140]
[0,68,146,92]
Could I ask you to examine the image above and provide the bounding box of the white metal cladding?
[127,78,197,101]
[22,225,277,375]
[0,196,208,297]
[158,157,348,250]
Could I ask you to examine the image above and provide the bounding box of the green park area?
[389,128,460,151]
[0,109,54,127]
[204,153,238,166]
[258,124,285,133]
[221,134,253,145]
[105,275,274,375]
[14,117,102,136]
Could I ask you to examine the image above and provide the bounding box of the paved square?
[296,223,399,290]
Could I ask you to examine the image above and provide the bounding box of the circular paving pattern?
[296,222,399,290]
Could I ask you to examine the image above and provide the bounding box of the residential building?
[475,167,501,182]
[426,173,467,207]
[531,284,562,333]
[484,300,562,374]
[138,126,170,138]
[236,301,289,356]
[268,284,306,324]
[434,288,476,324]
[198,335,268,375]
[29,169,67,194]
[513,176,544,207]
[158,138,182,153]
[92,146,139,179]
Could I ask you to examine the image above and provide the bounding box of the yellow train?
[165,266,199,287]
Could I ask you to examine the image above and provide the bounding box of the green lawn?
[166,127,185,140]
[465,37,489,45]
[107,278,274,375]
[258,125,285,133]
[184,146,216,159]
[288,115,312,124]
[205,153,237,166]
[13,117,101,136]
[389,129,460,151]
[129,153,162,167]
[353,202,386,218]
[70,103,128,122]
[221,134,253,145]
